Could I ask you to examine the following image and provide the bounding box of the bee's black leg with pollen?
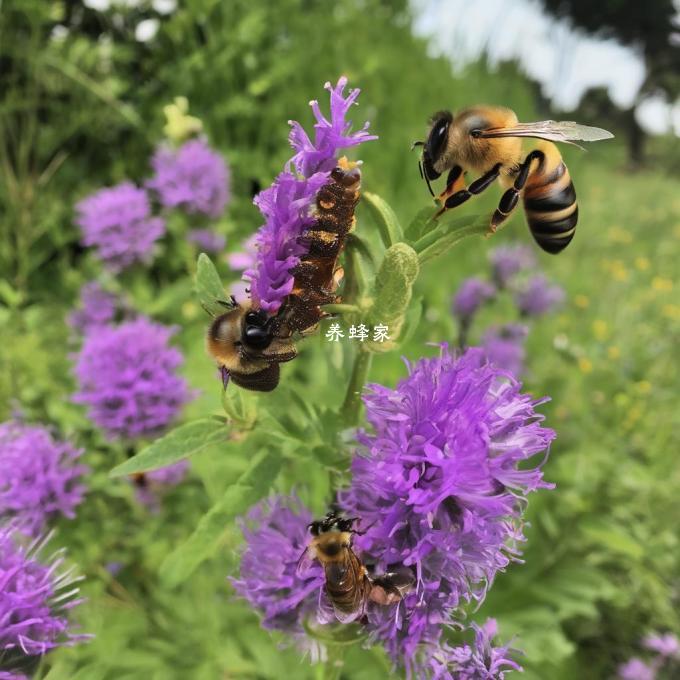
[490,150,544,232]
[436,165,465,204]
[434,163,502,219]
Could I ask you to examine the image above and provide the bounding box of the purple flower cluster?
[426,619,522,679]
[75,182,165,273]
[481,323,529,377]
[244,77,376,313]
[0,422,88,536]
[452,277,496,323]
[187,228,226,254]
[618,632,680,680]
[0,525,86,664]
[68,281,119,337]
[231,496,325,659]
[515,274,565,317]
[148,139,230,219]
[489,244,536,289]
[340,347,554,670]
[73,317,193,440]
[234,348,554,676]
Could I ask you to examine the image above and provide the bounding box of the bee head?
[308,511,358,536]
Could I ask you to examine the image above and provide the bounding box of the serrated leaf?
[362,192,403,247]
[109,418,228,477]
[159,449,281,587]
[580,520,644,559]
[195,252,228,317]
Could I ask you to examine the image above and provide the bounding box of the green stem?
[340,349,372,427]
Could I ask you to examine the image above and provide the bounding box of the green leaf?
[195,253,228,317]
[404,206,438,242]
[362,192,403,247]
[159,449,281,587]
[415,213,489,265]
[580,520,645,559]
[366,243,419,351]
[109,418,228,477]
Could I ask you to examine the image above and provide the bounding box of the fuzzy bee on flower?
[414,105,613,253]
[206,78,376,391]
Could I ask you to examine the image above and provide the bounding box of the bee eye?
[426,118,450,163]
[244,325,272,350]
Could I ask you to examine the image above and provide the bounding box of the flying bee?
[206,160,361,392]
[414,106,613,253]
[297,511,415,623]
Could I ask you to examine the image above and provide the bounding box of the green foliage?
[1,1,678,678]
[109,418,229,477]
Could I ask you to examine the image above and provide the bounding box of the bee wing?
[480,120,614,149]
[368,566,415,606]
[316,589,337,625]
[296,546,316,577]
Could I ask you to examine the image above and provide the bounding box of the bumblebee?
[415,106,613,253]
[298,511,415,623]
[206,160,361,392]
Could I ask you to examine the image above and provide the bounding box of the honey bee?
[414,106,613,253]
[206,160,361,392]
[297,511,415,623]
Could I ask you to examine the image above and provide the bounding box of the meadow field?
[1,2,679,678]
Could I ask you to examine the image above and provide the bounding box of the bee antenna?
[411,140,424,151]
[423,168,435,197]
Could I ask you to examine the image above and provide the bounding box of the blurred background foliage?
[0,0,678,678]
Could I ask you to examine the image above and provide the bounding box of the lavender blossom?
[340,346,555,667]
[452,278,496,322]
[427,620,522,679]
[481,323,529,377]
[514,274,565,317]
[244,77,376,313]
[187,228,226,254]
[231,496,325,659]
[0,422,88,536]
[0,525,87,663]
[617,658,657,680]
[643,633,680,659]
[75,182,165,272]
[133,460,190,511]
[68,281,118,336]
[73,317,193,440]
[147,139,230,219]
[489,244,536,289]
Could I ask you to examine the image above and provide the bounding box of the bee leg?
[489,150,544,233]
[436,165,465,204]
[434,163,502,219]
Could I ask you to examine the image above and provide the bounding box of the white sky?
[411,0,680,135]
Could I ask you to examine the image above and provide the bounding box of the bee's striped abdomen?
[523,160,578,254]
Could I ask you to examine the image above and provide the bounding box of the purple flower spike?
[288,76,378,177]
[232,496,326,661]
[617,658,657,680]
[75,182,165,273]
[452,277,496,322]
[427,619,522,679]
[147,139,230,219]
[481,323,529,378]
[188,228,226,254]
[489,244,536,289]
[68,281,118,337]
[340,346,555,667]
[643,632,680,659]
[244,77,376,313]
[72,317,194,441]
[0,422,88,536]
[0,525,88,664]
[514,274,565,317]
